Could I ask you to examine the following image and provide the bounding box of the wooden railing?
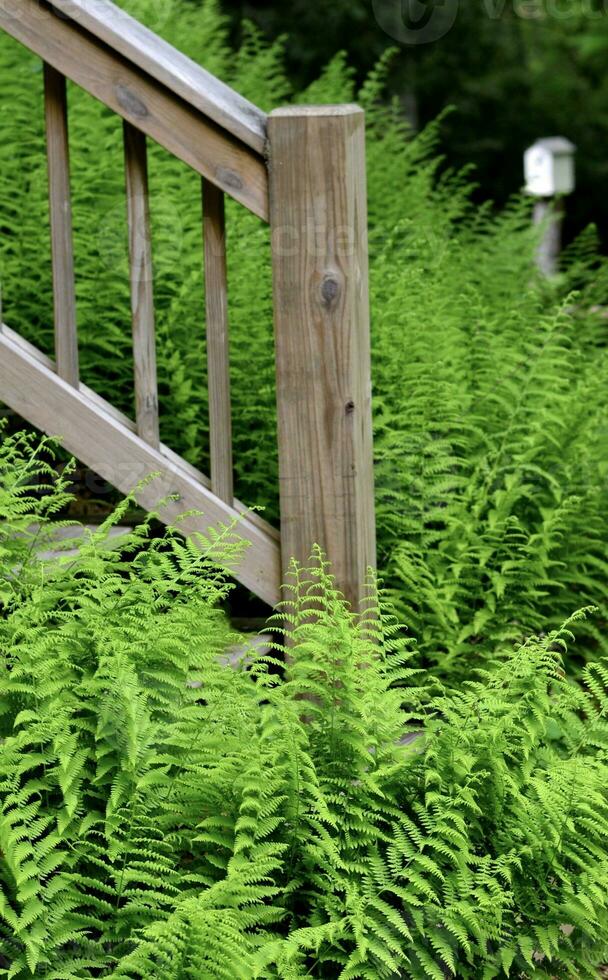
[0,0,376,611]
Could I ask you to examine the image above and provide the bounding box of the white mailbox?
[524,137,576,197]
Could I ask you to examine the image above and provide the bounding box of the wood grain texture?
[124,122,159,449]
[50,0,267,154]
[203,179,234,505]
[0,325,281,607]
[44,63,79,387]
[268,105,376,612]
[0,0,269,219]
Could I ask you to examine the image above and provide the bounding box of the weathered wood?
[268,105,376,612]
[0,325,281,607]
[0,1,381,617]
[0,0,269,220]
[44,63,78,387]
[203,179,233,505]
[124,122,159,448]
[50,0,267,154]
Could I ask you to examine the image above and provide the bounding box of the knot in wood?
[321,274,340,310]
[116,85,149,120]
[215,166,243,191]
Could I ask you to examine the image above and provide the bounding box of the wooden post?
[123,121,159,448]
[202,178,234,506]
[533,197,564,278]
[44,64,79,387]
[268,105,376,612]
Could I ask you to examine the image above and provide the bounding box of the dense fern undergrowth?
[1,0,608,685]
[2,429,608,978]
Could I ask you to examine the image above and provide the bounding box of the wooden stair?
[0,325,281,606]
[0,0,376,611]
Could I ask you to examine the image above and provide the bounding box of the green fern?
[2,432,608,976]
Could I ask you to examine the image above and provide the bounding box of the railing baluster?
[202,178,233,505]
[44,63,79,387]
[123,121,159,448]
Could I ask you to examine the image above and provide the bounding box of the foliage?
[1,0,608,684]
[370,175,608,677]
[2,431,608,977]
[0,429,73,611]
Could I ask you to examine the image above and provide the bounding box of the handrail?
[49,0,268,155]
[0,0,269,218]
[0,2,377,612]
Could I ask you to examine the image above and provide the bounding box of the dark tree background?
[221,0,608,247]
